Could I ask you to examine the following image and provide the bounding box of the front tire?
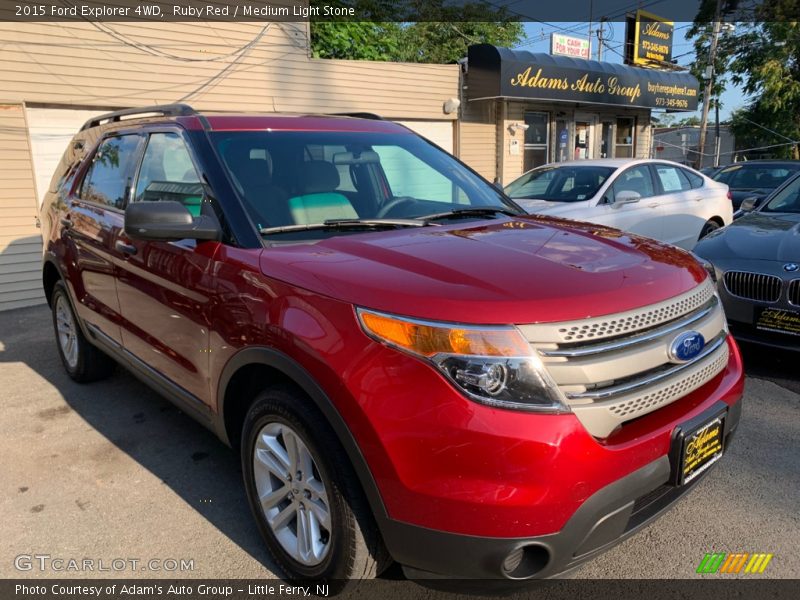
[699,219,721,239]
[241,385,387,584]
[51,281,115,382]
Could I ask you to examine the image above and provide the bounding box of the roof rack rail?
[80,104,197,131]
[330,112,384,120]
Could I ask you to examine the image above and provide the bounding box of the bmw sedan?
[694,171,800,351]
[505,159,732,250]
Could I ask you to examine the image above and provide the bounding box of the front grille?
[723,271,782,303]
[520,279,729,438]
[789,280,800,306]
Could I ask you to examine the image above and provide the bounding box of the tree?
[309,0,525,63]
[310,22,403,61]
[687,0,800,159]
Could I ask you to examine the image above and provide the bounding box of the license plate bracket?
[670,411,726,486]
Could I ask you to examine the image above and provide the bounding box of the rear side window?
[681,168,705,189]
[654,165,691,193]
[79,135,141,209]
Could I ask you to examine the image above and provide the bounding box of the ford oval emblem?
[668,331,706,364]
[784,263,799,272]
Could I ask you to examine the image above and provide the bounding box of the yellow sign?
[632,10,675,68]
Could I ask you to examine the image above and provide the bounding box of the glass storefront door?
[573,114,598,160]
[523,112,549,171]
[555,119,571,162]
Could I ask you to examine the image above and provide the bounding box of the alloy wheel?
[55,294,79,369]
[252,422,332,566]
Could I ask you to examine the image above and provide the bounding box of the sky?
[518,21,747,121]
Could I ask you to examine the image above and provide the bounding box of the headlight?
[691,252,719,283]
[357,309,569,413]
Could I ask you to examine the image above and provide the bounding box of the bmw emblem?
[668,331,706,364]
[784,263,799,272]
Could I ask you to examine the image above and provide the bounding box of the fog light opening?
[501,544,550,579]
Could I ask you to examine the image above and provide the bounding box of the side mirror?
[612,190,641,207]
[739,196,761,213]
[124,201,221,242]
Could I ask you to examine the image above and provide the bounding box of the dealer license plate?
[755,307,800,337]
[679,416,725,485]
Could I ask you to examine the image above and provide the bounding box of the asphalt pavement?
[0,304,797,583]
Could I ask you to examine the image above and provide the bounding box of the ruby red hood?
[259,216,707,325]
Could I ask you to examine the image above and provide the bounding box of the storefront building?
[0,18,459,311]
[459,45,700,184]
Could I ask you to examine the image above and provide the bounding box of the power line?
[60,0,271,63]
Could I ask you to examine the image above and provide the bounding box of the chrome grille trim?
[564,332,727,401]
[517,279,729,438]
[571,343,729,438]
[517,279,715,344]
[540,297,718,358]
[723,271,782,303]
[789,280,800,306]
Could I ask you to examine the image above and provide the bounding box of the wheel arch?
[216,347,389,523]
[42,258,62,307]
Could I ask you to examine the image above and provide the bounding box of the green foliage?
[687,0,800,158]
[399,21,525,64]
[310,22,402,61]
[309,1,525,63]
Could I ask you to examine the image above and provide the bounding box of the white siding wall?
[0,104,44,311]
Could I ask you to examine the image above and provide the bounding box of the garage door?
[26,107,105,206]
[396,120,454,154]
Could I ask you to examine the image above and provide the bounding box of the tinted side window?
[135,133,203,216]
[611,165,655,199]
[655,165,691,193]
[79,135,141,209]
[681,168,705,189]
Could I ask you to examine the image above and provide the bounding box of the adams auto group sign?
[506,64,698,110]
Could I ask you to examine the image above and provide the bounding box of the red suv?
[41,105,744,582]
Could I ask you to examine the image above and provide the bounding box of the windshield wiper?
[260,218,433,235]
[420,206,521,223]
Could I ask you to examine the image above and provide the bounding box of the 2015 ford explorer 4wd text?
[41,105,744,584]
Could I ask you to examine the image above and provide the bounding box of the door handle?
[692,196,704,201]
[648,202,659,208]
[115,240,137,255]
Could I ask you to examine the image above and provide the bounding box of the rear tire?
[699,219,721,239]
[241,385,388,586]
[51,281,115,382]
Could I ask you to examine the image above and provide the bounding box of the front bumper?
[383,398,742,580]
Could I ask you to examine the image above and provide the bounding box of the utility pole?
[696,0,722,169]
[588,0,593,60]
[714,103,721,166]
[597,19,605,61]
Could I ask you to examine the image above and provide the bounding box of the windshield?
[504,165,616,202]
[713,164,800,189]
[209,131,517,237]
[762,173,800,213]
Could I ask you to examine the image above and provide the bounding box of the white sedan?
[504,159,732,249]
